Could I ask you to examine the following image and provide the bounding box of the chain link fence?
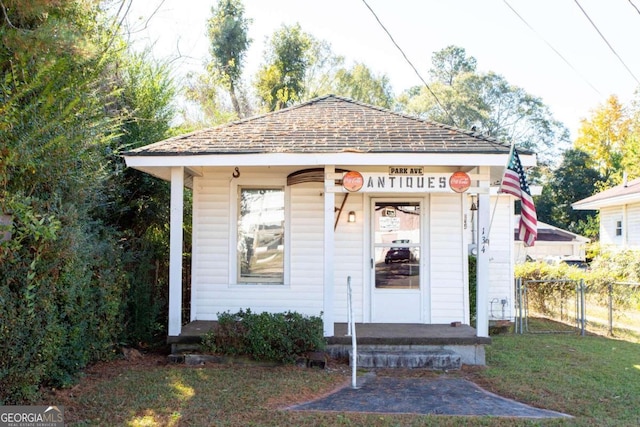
[515,278,640,339]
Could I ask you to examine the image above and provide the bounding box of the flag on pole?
[499,149,537,247]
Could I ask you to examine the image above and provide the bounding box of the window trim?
[615,219,623,237]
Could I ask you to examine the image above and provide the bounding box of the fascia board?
[124,152,536,168]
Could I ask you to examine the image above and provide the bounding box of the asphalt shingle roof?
[125,95,513,156]
[573,177,640,207]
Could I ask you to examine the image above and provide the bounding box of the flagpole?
[487,139,517,239]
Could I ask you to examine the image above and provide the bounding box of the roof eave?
[573,192,640,210]
[124,151,535,168]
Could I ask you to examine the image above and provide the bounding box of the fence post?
[516,278,522,334]
[580,279,586,336]
[608,282,613,337]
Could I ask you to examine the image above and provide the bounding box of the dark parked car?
[560,259,590,270]
[385,247,412,264]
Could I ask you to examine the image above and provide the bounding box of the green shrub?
[515,248,640,314]
[468,255,477,327]
[0,197,126,404]
[201,309,325,364]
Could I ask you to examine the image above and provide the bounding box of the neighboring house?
[513,215,589,263]
[573,177,640,249]
[123,95,536,342]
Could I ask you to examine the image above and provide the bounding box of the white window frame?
[229,179,290,287]
[615,219,623,237]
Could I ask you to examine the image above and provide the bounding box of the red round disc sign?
[449,171,471,193]
[343,171,364,192]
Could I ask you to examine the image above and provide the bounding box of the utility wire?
[360,0,458,127]
[503,0,602,97]
[629,0,640,16]
[574,0,640,85]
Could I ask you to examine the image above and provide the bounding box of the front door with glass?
[371,200,422,322]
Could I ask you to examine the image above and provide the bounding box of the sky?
[123,0,640,140]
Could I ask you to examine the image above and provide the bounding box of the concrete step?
[352,349,461,370]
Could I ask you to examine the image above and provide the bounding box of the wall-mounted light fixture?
[348,211,356,223]
[470,195,478,211]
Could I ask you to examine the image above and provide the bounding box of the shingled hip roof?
[125,95,515,156]
[573,177,640,210]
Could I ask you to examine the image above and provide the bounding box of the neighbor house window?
[616,220,623,237]
[237,187,284,283]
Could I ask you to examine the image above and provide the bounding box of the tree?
[255,23,312,111]
[0,0,179,403]
[206,0,252,117]
[333,62,394,109]
[301,37,344,99]
[398,46,569,161]
[574,95,634,184]
[429,45,477,86]
[0,0,128,402]
[535,149,604,238]
[98,50,178,344]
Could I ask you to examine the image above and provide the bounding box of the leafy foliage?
[255,23,312,111]
[515,247,640,315]
[333,63,394,109]
[201,309,325,364]
[468,256,477,327]
[574,95,635,184]
[535,149,604,237]
[96,50,178,345]
[206,0,252,117]
[0,1,176,404]
[398,45,569,162]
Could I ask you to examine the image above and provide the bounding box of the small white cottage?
[124,95,535,349]
[573,177,640,250]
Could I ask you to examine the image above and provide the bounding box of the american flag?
[499,149,537,247]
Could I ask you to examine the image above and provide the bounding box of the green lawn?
[51,331,640,426]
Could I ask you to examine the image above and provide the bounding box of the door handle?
[371,258,374,268]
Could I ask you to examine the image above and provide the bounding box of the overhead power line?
[574,0,640,85]
[503,0,602,97]
[628,0,640,17]
[360,0,458,127]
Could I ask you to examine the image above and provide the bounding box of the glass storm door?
[371,200,422,322]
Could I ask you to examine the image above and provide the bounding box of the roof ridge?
[312,94,515,152]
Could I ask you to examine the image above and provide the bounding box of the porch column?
[169,166,184,337]
[475,171,490,337]
[323,165,336,336]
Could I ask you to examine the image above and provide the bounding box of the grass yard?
[47,331,640,426]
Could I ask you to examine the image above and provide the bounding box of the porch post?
[169,166,184,337]
[475,171,490,337]
[323,165,336,337]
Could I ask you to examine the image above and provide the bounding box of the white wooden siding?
[333,192,365,322]
[189,168,516,326]
[487,196,514,321]
[628,203,640,247]
[192,172,324,320]
[600,202,640,249]
[600,206,622,247]
[429,194,465,323]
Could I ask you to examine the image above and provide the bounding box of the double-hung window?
[237,187,285,284]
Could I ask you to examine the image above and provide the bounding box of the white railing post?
[346,276,352,336]
[347,276,358,389]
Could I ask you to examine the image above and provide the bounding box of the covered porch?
[170,321,490,366]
